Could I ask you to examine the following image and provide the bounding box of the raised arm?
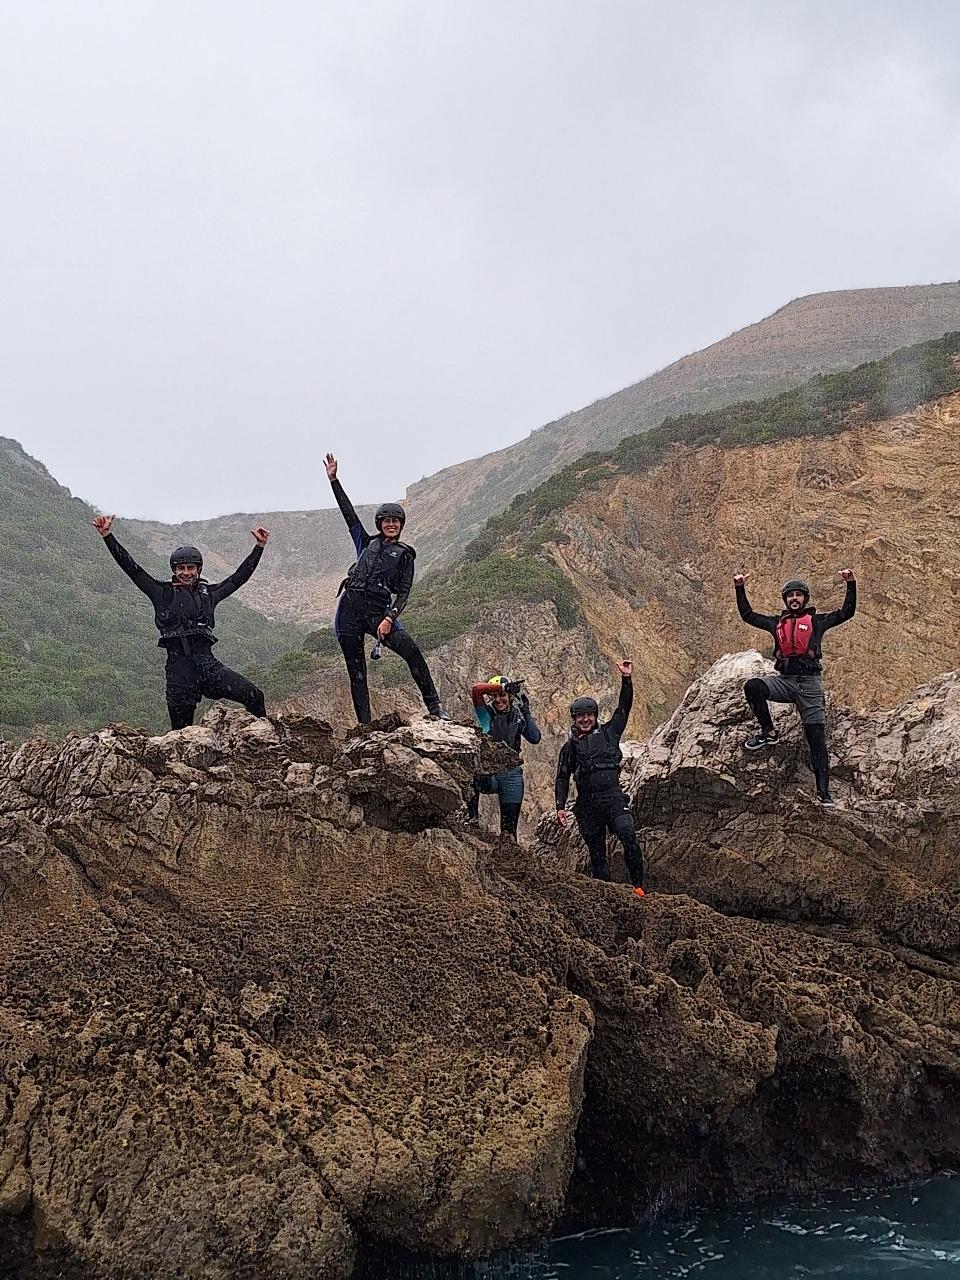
[210,529,268,604]
[519,693,542,745]
[734,574,778,634]
[605,662,634,739]
[325,453,369,558]
[94,516,163,603]
[819,570,857,631]
[471,682,496,733]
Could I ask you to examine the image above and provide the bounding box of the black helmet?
[375,502,406,532]
[570,695,599,719]
[781,578,810,602]
[170,545,203,571]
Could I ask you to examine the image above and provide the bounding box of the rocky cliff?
[124,283,960,624]
[283,383,960,824]
[3,676,960,1277]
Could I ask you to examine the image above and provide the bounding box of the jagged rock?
[3,688,960,1277]
[0,710,591,1279]
[533,652,960,1222]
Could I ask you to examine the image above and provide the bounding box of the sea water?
[377,1174,960,1278]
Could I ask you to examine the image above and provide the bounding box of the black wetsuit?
[555,676,643,886]
[103,533,266,729]
[330,478,440,723]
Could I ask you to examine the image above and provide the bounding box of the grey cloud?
[0,0,957,519]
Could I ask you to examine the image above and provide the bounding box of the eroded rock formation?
[2,676,960,1277]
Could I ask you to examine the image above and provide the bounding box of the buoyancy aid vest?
[774,609,819,674]
[339,537,413,608]
[571,725,623,796]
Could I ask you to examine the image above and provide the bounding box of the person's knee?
[744,677,768,702]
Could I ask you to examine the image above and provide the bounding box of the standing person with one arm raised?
[555,659,645,896]
[325,452,446,724]
[93,515,270,729]
[734,568,857,806]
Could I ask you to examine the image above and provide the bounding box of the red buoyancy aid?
[776,613,814,658]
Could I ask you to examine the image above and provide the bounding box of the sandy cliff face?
[541,388,960,736]
[280,390,960,822]
[125,285,960,623]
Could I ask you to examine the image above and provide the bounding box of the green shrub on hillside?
[0,439,305,738]
[470,330,960,544]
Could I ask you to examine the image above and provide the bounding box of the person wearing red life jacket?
[734,569,856,807]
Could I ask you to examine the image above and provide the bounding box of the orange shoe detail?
[634,886,646,898]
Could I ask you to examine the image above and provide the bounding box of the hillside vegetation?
[309,332,960,657]
[130,283,960,622]
[0,439,306,737]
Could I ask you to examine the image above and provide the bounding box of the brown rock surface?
[534,652,960,1221]
[3,679,960,1276]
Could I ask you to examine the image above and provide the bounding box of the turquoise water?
[377,1175,960,1278]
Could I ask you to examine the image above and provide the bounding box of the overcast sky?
[1,1,958,520]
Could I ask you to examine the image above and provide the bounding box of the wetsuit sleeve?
[605,675,633,741]
[473,704,492,734]
[209,544,263,604]
[521,706,542,745]
[388,549,415,618]
[472,682,500,706]
[330,477,370,559]
[555,742,574,810]
[102,534,163,603]
[735,583,778,635]
[817,579,857,632]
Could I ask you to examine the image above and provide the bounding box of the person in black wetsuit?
[734,568,857,807]
[325,453,445,723]
[93,514,269,729]
[555,660,644,896]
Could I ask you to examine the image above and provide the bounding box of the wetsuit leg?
[499,803,522,837]
[495,766,524,837]
[744,677,775,735]
[335,595,372,723]
[382,621,441,714]
[196,654,267,717]
[165,651,201,729]
[804,723,831,799]
[575,804,611,880]
[607,794,644,888]
[469,773,496,821]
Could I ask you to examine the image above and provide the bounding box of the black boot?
[805,723,834,806]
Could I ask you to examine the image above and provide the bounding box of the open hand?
[251,526,270,547]
[838,568,855,582]
[324,453,338,481]
[617,660,633,678]
[377,617,394,640]
[556,809,568,828]
[93,514,115,537]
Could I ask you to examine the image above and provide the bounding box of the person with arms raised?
[93,515,269,729]
[734,568,857,807]
[555,660,644,895]
[325,452,445,723]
